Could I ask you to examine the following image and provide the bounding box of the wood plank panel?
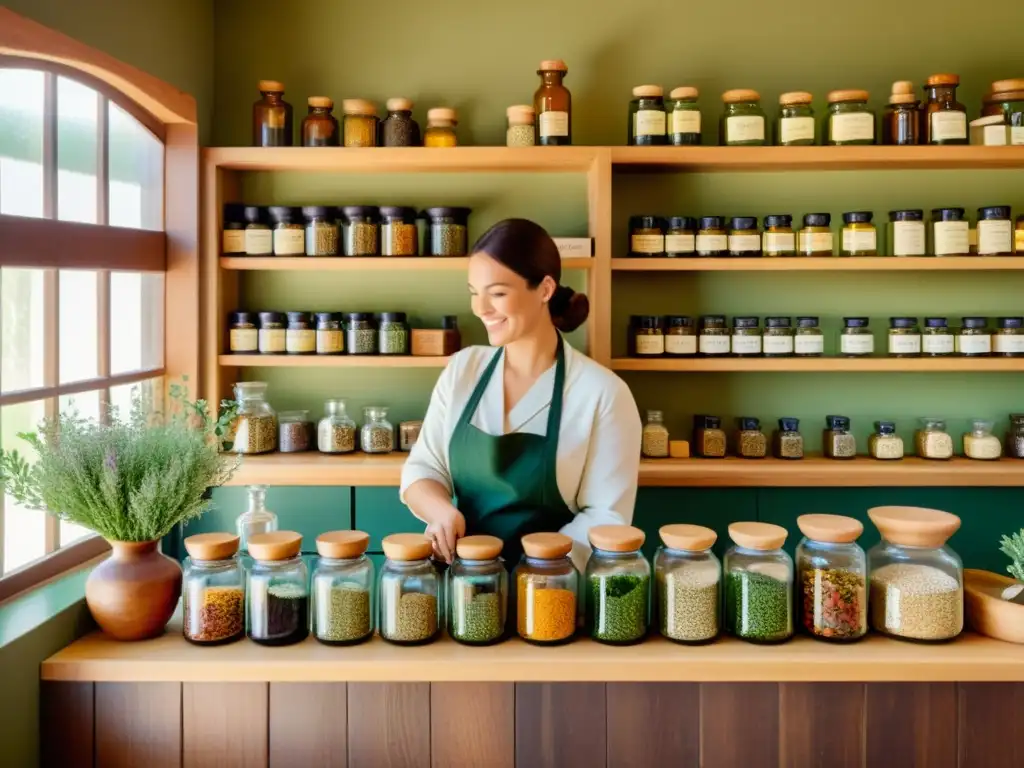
[606,683,698,767]
[779,683,864,768]
[430,683,513,768]
[700,683,779,768]
[866,683,956,768]
[958,683,1024,768]
[515,683,606,768]
[41,681,93,768]
[269,683,347,768]
[182,682,268,768]
[0,214,165,271]
[347,683,429,768]
[95,682,181,768]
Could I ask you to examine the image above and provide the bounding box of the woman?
[400,218,641,569]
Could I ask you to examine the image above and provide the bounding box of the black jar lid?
[998,316,1024,328]
[315,311,341,323]
[286,311,312,324]
[224,203,247,224]
[258,311,285,325]
[342,205,381,221]
[889,209,924,222]
[379,205,418,220]
[889,317,918,328]
[729,216,758,230]
[732,316,759,328]
[842,211,873,224]
[803,213,831,227]
[699,216,726,230]
[693,414,721,429]
[765,316,791,328]
[423,206,471,220]
[699,314,726,326]
[738,416,761,430]
[664,315,694,328]
[1018,215,1024,224]
[243,205,266,224]
[667,216,697,230]
[875,420,896,434]
[229,311,257,325]
[931,207,965,221]
[961,316,988,328]
[380,312,407,323]
[629,215,664,230]
[778,417,800,431]
[442,315,459,329]
[843,317,869,327]
[826,414,851,430]
[268,205,301,222]
[346,312,375,322]
[796,316,819,328]
[924,317,948,328]
[302,205,336,219]
[763,214,792,228]
[632,315,663,329]
[978,206,1011,220]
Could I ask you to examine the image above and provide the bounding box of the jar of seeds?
[795,514,867,643]
[424,107,458,147]
[840,317,874,357]
[244,206,272,256]
[247,532,310,646]
[763,316,794,357]
[399,420,422,451]
[665,217,697,257]
[762,214,796,256]
[183,533,245,645]
[696,217,728,257]
[773,418,804,459]
[312,531,374,646]
[448,535,508,646]
[269,206,305,256]
[869,421,904,460]
[888,317,921,357]
[629,215,666,257]
[342,99,378,147]
[379,312,410,355]
[586,525,651,645]
[994,317,1024,357]
[915,418,954,460]
[380,206,418,257]
[655,524,720,644]
[728,217,761,256]
[867,506,963,642]
[922,317,954,356]
[664,315,696,356]
[380,98,420,147]
[794,316,823,356]
[736,417,767,458]
[278,410,314,453]
[315,312,344,355]
[642,410,670,458]
[724,522,793,644]
[515,533,579,644]
[258,311,286,354]
[229,311,259,354]
[963,419,1002,460]
[731,316,762,357]
[303,206,339,256]
[1007,414,1024,458]
[630,315,664,356]
[956,317,992,357]
[362,406,395,454]
[424,207,470,257]
[823,415,856,459]
[699,315,730,356]
[346,312,378,355]
[222,203,246,254]
[379,534,442,645]
[798,213,833,256]
[318,399,356,454]
[341,206,380,256]
[285,311,315,355]
[506,105,536,147]
[694,414,727,458]
[231,381,277,455]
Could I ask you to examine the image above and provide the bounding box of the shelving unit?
[219,354,450,368]
[613,257,1024,272]
[611,357,1024,373]
[223,256,594,271]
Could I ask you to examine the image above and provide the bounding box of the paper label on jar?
[274,228,304,255]
[316,330,344,354]
[763,232,795,254]
[286,329,316,353]
[892,221,926,256]
[888,334,921,355]
[665,233,695,253]
[696,233,727,253]
[842,228,876,253]
[933,220,970,255]
[731,334,762,355]
[799,231,833,254]
[728,234,761,253]
[1012,126,1024,145]
[994,333,1024,353]
[671,110,700,135]
[222,230,245,254]
[539,110,569,138]
[229,328,258,351]
[634,109,666,137]
[922,334,954,355]
[725,115,764,143]
[956,334,991,355]
[635,335,665,355]
[931,111,967,142]
[841,334,874,355]
[983,124,1009,145]
[258,328,286,353]
[830,112,874,143]
[795,334,824,355]
[780,116,815,144]
[978,219,1013,255]
[245,229,273,255]
[631,234,665,254]
[665,334,697,355]
[699,335,730,355]
[763,335,794,355]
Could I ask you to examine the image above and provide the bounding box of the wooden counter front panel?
[42,680,1022,767]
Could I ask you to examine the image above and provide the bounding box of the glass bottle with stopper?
[236,485,279,554]
[884,81,920,145]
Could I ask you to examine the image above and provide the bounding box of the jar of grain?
[795,514,867,643]
[311,531,374,646]
[380,206,418,256]
[342,99,378,147]
[285,311,315,355]
[424,207,470,257]
[381,98,420,147]
[183,533,245,645]
[269,206,305,256]
[642,410,670,458]
[868,420,904,460]
[448,535,508,646]
[229,311,259,354]
[867,506,963,642]
[303,206,339,256]
[823,415,856,459]
[315,312,344,355]
[693,414,727,458]
[379,534,441,645]
[514,533,579,644]
[278,410,314,453]
[915,418,954,460]
[506,105,536,147]
[379,312,410,355]
[361,406,394,454]
[247,532,309,646]
[586,525,650,645]
[318,399,356,454]
[667,86,701,145]
[424,107,458,147]
[654,524,720,644]
[629,215,666,257]
[1008,414,1024,459]
[258,311,286,354]
[231,381,277,455]
[736,417,767,458]
[963,419,1002,460]
[724,522,793,644]
[773,417,804,459]
[341,206,380,256]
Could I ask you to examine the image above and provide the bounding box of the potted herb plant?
[999,529,1024,605]
[0,382,238,640]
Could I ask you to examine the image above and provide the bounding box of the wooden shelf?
[612,357,1024,373]
[613,257,1024,272]
[219,355,449,369]
[222,256,593,271]
[226,452,405,486]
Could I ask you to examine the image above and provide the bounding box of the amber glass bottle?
[534,60,571,146]
[924,74,967,145]
[253,80,293,147]
[302,97,339,147]
[883,81,920,145]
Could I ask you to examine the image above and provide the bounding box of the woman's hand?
[423,504,466,564]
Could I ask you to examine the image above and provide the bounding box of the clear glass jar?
[318,399,356,454]
[824,415,856,459]
[664,315,696,357]
[399,420,422,451]
[424,107,458,147]
[762,215,795,256]
[362,406,394,454]
[956,317,991,357]
[534,60,572,146]
[379,206,418,257]
[303,206,339,256]
[346,312,378,355]
[724,522,793,644]
[586,525,651,645]
[794,316,823,356]
[798,213,833,256]
[235,484,278,553]
[994,316,1024,357]
[915,418,954,460]
[247,532,309,646]
[667,86,701,145]
[655,524,720,644]
[775,91,815,146]
[930,208,969,256]
[665,217,697,257]
[736,417,767,458]
[183,533,245,645]
[229,311,258,354]
[342,206,380,257]
[731,316,762,357]
[424,207,470,257]
[252,80,292,147]
[515,533,578,644]
[231,381,277,454]
[278,409,313,453]
[1007,413,1024,458]
[506,104,536,147]
[696,216,728,257]
[258,311,286,354]
[888,210,926,256]
[867,506,963,642]
[315,312,344,355]
[379,312,410,355]
[963,419,1002,460]
[629,85,667,146]
[380,97,420,147]
[869,420,904,460]
[763,316,794,357]
[629,215,666,257]
[379,534,441,645]
[223,203,246,254]
[244,206,272,256]
[342,99,378,147]
[642,409,670,458]
[312,531,374,646]
[826,90,875,145]
[268,206,304,256]
[448,535,508,646]
[698,315,730,356]
[889,317,921,357]
[285,311,315,355]
[773,417,804,459]
[630,315,664,357]
[795,514,867,642]
[977,206,1013,255]
[728,217,761,256]
[841,211,877,256]
[840,317,874,357]
[693,414,727,458]
[720,89,766,146]
[302,96,339,147]
[922,317,954,356]
[924,74,967,145]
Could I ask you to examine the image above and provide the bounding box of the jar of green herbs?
[725,522,793,644]
[586,526,650,645]
[775,91,815,146]
[922,318,953,357]
[379,313,410,355]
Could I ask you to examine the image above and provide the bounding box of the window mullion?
[43,267,59,553]
[97,94,111,424]
[97,94,109,226]
[43,71,57,220]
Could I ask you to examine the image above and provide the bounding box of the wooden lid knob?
[342,99,377,116]
[722,89,760,103]
[991,78,1024,95]
[184,532,239,561]
[659,524,717,552]
[316,530,369,559]
[386,97,413,112]
[307,96,333,108]
[522,532,573,559]
[867,506,961,547]
[728,522,788,551]
[248,531,302,561]
[258,80,284,93]
[926,73,960,87]
[382,533,432,561]
[539,59,568,72]
[427,107,457,122]
[779,91,813,106]
[670,86,699,100]
[588,524,645,552]
[891,80,915,95]
[632,84,664,98]
[456,535,503,560]
[827,89,870,103]
[796,514,863,544]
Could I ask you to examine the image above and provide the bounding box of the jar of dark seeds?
[341,206,380,256]
[312,531,375,646]
[278,410,314,453]
[183,533,245,646]
[229,311,259,354]
[346,312,378,355]
[448,535,508,646]
[763,316,794,357]
[380,97,420,147]
[424,207,470,257]
[231,381,277,455]
[286,311,315,355]
[399,420,423,451]
[303,206,339,257]
[994,317,1024,357]
[362,406,395,454]
[380,206,418,256]
[795,316,823,356]
[258,311,286,354]
[773,418,804,459]
[379,533,441,645]
[1007,414,1024,459]
[824,415,857,459]
[268,206,305,256]
[655,524,720,644]
[379,312,410,355]
[247,531,310,647]
[315,312,344,355]
[736,417,767,458]
[318,399,356,454]
[694,414,727,458]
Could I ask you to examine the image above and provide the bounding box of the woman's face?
[468,252,555,347]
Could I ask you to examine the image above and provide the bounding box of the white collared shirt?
[400,342,642,568]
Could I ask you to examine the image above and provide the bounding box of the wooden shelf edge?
[613,257,1024,272]
[612,357,1024,373]
[219,355,451,368]
[221,256,593,271]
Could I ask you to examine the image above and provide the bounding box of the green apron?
[448,337,574,567]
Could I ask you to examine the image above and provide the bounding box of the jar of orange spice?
[514,533,579,645]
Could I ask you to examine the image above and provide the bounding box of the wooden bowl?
[964,569,1024,644]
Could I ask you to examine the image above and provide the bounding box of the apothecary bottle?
[223,203,246,255]
[762,215,795,256]
[630,315,664,357]
[380,98,420,147]
[869,421,904,460]
[345,312,377,355]
[362,406,394,454]
[763,316,794,357]
[924,74,967,145]
[698,315,730,356]
[884,81,921,145]
[1007,414,1024,458]
[977,206,1013,255]
[424,107,458,147]
[506,105,536,147]
[655,524,720,644]
[312,531,374,646]
[795,317,823,356]
[667,86,701,145]
[823,415,856,459]
[315,312,344,355]
[244,206,272,256]
[889,317,921,357]
[424,207,470,257]
[629,215,666,257]
[183,533,245,646]
[922,317,954,356]
[448,535,508,646]
[826,90,875,145]
[515,533,578,644]
[775,91,815,146]
[304,206,339,257]
[720,89,766,146]
[693,414,727,458]
[956,317,991,357]
[534,60,571,146]
[888,210,926,256]
[229,311,258,354]
[798,213,833,256]
[231,381,277,455]
[795,515,867,642]
[302,97,339,147]
[235,485,278,553]
[696,217,727,257]
[724,522,793,644]
[285,311,315,355]
[586,526,650,645]
[665,217,697,257]
[994,317,1024,357]
[963,419,1001,460]
[728,217,760,256]
[841,212,877,256]
[247,532,309,646]
[629,85,666,145]
[642,410,670,458]
[318,399,356,454]
[278,410,314,453]
[915,418,954,460]
[252,80,292,147]
[664,315,696,356]
[930,208,969,256]
[342,99,378,147]
[379,534,441,645]
[269,206,304,256]
[773,417,804,459]
[867,506,963,642]
[736,417,767,458]
[731,316,762,357]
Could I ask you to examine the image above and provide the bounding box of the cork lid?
[386,97,413,111]
[891,80,915,95]
[728,522,788,551]
[660,524,717,552]
[992,90,1024,102]
[722,89,760,103]
[670,86,699,100]
[867,506,961,547]
[316,530,369,559]
[248,531,302,561]
[507,104,535,120]
[382,533,432,561]
[779,91,813,106]
[427,107,457,122]
[633,84,664,98]
[522,532,573,559]
[342,99,377,116]
[456,535,503,560]
[992,78,1024,94]
[889,93,918,105]
[926,73,960,86]
[796,514,863,544]
[588,524,645,552]
[539,59,568,72]
[184,533,239,561]
[307,96,333,108]
[828,89,869,103]
[258,80,284,93]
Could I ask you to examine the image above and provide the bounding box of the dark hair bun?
[549,286,590,333]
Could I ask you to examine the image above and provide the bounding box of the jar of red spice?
[795,514,867,643]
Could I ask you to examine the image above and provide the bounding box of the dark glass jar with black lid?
[696,216,728,257]
[229,311,259,354]
[977,206,1013,256]
[630,315,665,357]
[253,80,293,147]
[665,216,697,257]
[763,316,794,357]
[664,315,696,357]
[286,311,316,355]
[728,217,761,257]
[667,86,701,145]
[731,316,762,357]
[629,215,666,257]
[223,203,246,255]
[698,315,730,356]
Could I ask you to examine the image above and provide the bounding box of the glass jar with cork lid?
[655,524,720,644]
[381,98,420,147]
[424,108,458,147]
[252,80,292,147]
[379,534,442,645]
[826,90,875,145]
[586,525,651,645]
[506,105,536,147]
[247,532,309,646]
[775,91,815,146]
[924,74,968,145]
[534,60,571,145]
[342,99,378,147]
[629,85,667,145]
[724,522,794,644]
[231,381,277,455]
[312,531,375,646]
[642,410,670,458]
[515,533,579,645]
[795,514,867,643]
[720,89,766,146]
[667,86,701,145]
[448,535,508,646]
[302,97,339,147]
[183,533,245,646]
[884,81,921,145]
